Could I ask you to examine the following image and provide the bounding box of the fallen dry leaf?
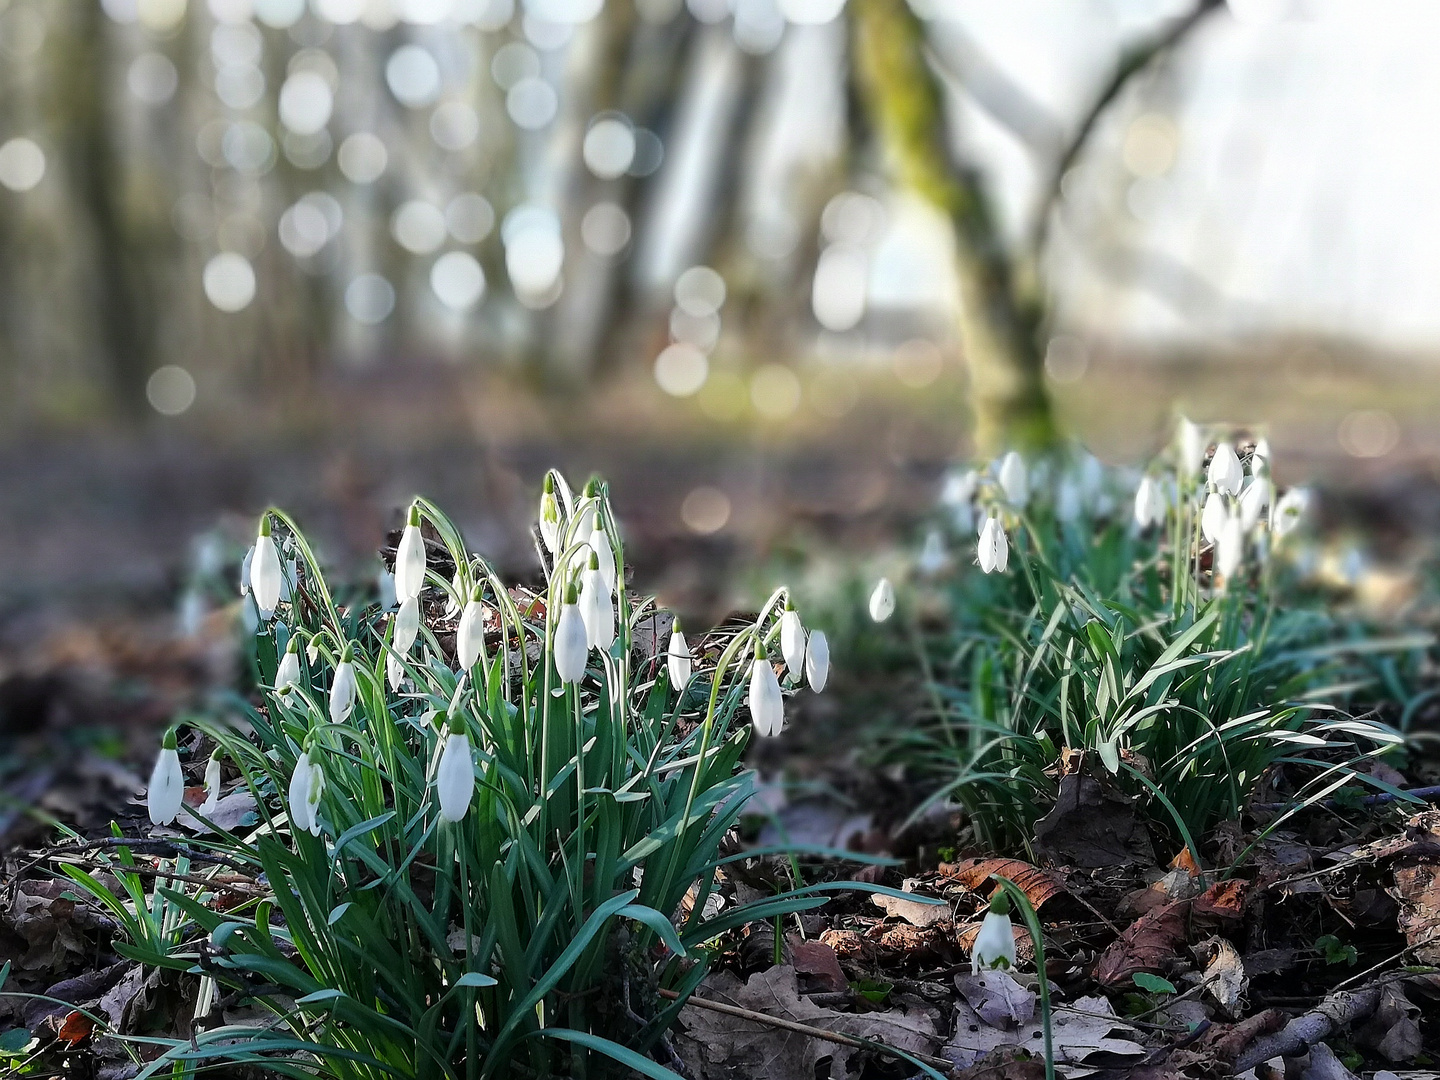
[1033,773,1156,868]
[1197,937,1247,1017]
[954,971,1035,1028]
[940,859,1064,909]
[873,880,951,928]
[675,965,939,1080]
[1193,879,1248,923]
[1357,983,1423,1063]
[790,939,847,994]
[1392,862,1440,963]
[54,1009,92,1045]
[944,994,1146,1072]
[953,1048,1048,1080]
[1092,900,1191,987]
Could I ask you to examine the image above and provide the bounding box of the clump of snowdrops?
[869,421,1421,853]
[62,472,891,1080]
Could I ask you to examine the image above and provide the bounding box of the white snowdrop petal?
[868,578,895,623]
[779,610,806,681]
[805,630,829,693]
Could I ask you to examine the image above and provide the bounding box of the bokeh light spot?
[1338,409,1399,458]
[680,486,731,534]
[0,138,46,192]
[750,363,801,419]
[346,274,396,325]
[581,202,631,256]
[446,193,495,243]
[1044,335,1089,384]
[128,53,180,105]
[338,132,388,183]
[146,365,197,415]
[583,117,636,179]
[203,253,257,312]
[387,45,442,108]
[430,251,486,310]
[654,343,709,397]
[392,200,448,254]
[507,77,558,129]
[279,71,334,134]
[674,266,726,317]
[892,339,943,388]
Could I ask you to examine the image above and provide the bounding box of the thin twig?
[46,855,266,896]
[657,988,955,1074]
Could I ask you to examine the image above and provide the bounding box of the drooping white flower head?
[997,451,1029,508]
[779,605,806,682]
[554,584,589,684]
[868,578,896,623]
[748,641,784,737]
[971,893,1018,973]
[539,473,563,556]
[941,469,978,533]
[1216,509,1245,582]
[918,529,947,577]
[1272,487,1311,538]
[667,619,693,690]
[147,730,185,826]
[1133,475,1167,530]
[200,752,222,817]
[1178,417,1207,477]
[805,629,829,693]
[1251,437,1272,474]
[386,652,405,692]
[444,571,463,620]
[579,553,615,652]
[436,713,475,824]
[288,749,325,837]
[395,504,426,604]
[588,528,617,595]
[330,645,358,724]
[276,636,303,694]
[458,584,486,670]
[1055,477,1082,523]
[1239,476,1273,531]
[394,595,421,656]
[1208,442,1244,496]
[239,545,254,597]
[1201,491,1228,544]
[251,514,284,615]
[977,516,1009,574]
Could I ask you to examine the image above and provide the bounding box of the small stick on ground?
[1232,984,1385,1072]
[657,988,956,1075]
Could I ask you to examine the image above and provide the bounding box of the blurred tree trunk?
[52,0,154,420]
[850,0,1053,454]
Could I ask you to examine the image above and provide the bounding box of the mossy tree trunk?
[850,0,1054,454]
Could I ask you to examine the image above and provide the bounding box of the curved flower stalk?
[869,578,896,622]
[395,504,426,603]
[147,730,184,826]
[667,619,692,689]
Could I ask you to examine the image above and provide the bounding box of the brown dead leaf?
[954,971,1035,1028]
[675,965,939,1080]
[873,881,951,927]
[1393,862,1440,963]
[944,994,1145,1071]
[1170,846,1201,876]
[953,1048,1047,1080]
[54,1009,93,1045]
[940,859,1064,909]
[790,940,847,994]
[1357,983,1423,1063]
[1194,879,1248,923]
[1092,900,1191,987]
[1197,937,1247,1018]
[1033,773,1157,868]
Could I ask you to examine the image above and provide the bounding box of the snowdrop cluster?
[150,478,833,843]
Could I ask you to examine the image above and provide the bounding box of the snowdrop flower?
[748,641,784,738]
[394,596,421,655]
[376,569,396,612]
[1272,487,1310,538]
[918,529,947,576]
[971,892,1017,973]
[330,645,357,724]
[275,637,302,694]
[977,516,1009,574]
[869,578,896,623]
[539,473,562,555]
[667,618,692,689]
[147,730,184,826]
[199,752,222,817]
[1055,478,1082,523]
[554,583,589,684]
[395,504,426,603]
[239,545,254,597]
[1201,491,1228,544]
[579,553,615,652]
[588,528,617,595]
[1178,417,1207,477]
[1252,438,1271,473]
[1216,510,1245,581]
[1239,476,1273,531]
[288,749,325,837]
[457,585,486,670]
[444,572,463,620]
[387,653,405,693]
[1078,453,1105,505]
[780,604,806,681]
[251,515,283,614]
[1208,442,1243,496]
[805,630,829,693]
[1134,475,1167,530]
[436,713,475,824]
[942,469,978,533]
[997,451,1028,508]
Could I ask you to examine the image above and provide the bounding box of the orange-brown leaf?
[940,859,1064,909]
[1092,900,1192,987]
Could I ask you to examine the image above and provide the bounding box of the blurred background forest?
[3,0,1440,624]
